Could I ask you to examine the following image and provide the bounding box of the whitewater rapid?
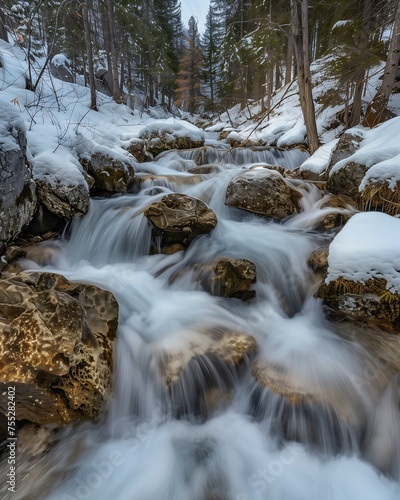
[12,146,400,500]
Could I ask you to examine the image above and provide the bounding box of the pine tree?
[175,16,203,114]
[364,1,400,126]
[202,0,227,111]
[154,0,182,108]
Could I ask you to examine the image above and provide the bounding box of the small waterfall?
[164,146,309,169]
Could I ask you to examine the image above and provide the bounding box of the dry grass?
[360,181,400,215]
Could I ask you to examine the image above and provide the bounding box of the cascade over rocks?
[312,194,357,232]
[81,153,135,193]
[0,271,118,426]
[225,170,302,219]
[144,193,217,254]
[0,101,37,253]
[159,327,257,415]
[249,359,365,449]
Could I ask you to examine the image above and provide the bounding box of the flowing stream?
[14,145,400,499]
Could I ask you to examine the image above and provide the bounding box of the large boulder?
[81,153,135,193]
[225,170,302,219]
[50,54,74,83]
[144,194,217,254]
[0,100,37,253]
[0,271,118,426]
[326,131,366,204]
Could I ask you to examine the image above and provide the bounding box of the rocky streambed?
[1,113,400,499]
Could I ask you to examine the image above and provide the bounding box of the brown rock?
[202,258,257,301]
[144,193,217,253]
[308,247,328,273]
[81,153,135,193]
[225,170,302,219]
[0,271,118,426]
[327,161,368,203]
[35,179,89,219]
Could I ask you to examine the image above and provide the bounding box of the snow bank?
[0,96,26,151]
[300,139,338,175]
[0,39,28,90]
[326,212,400,291]
[330,116,400,189]
[140,118,205,142]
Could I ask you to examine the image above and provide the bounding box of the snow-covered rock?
[316,212,400,331]
[0,99,36,251]
[328,118,400,214]
[140,119,205,156]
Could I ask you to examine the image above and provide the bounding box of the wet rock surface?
[35,179,89,219]
[225,170,302,219]
[201,258,257,301]
[0,271,118,426]
[144,193,218,253]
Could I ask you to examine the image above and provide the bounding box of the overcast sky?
[180,0,210,33]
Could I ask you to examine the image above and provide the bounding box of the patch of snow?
[227,131,245,142]
[204,122,228,132]
[332,20,351,30]
[330,117,400,189]
[31,146,87,187]
[0,96,26,151]
[300,139,339,175]
[277,119,306,147]
[326,212,400,291]
[140,118,205,142]
[51,54,70,68]
[0,39,28,90]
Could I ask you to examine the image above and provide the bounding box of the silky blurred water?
[10,146,400,500]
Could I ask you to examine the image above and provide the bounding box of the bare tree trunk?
[349,72,364,127]
[105,0,121,102]
[285,22,294,85]
[291,0,319,154]
[0,7,8,42]
[82,4,97,111]
[363,1,400,127]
